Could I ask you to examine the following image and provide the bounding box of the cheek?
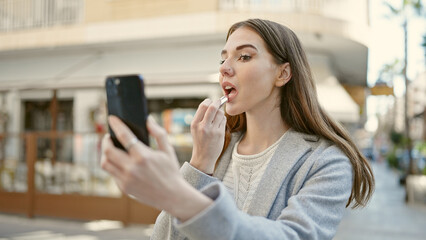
[243,76,278,106]
[244,69,274,92]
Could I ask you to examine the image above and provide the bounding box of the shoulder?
[282,131,353,201]
[290,130,348,159]
[306,136,353,187]
[288,129,352,174]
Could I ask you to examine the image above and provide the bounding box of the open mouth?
[223,85,237,101]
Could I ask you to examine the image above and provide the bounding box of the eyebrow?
[221,44,258,56]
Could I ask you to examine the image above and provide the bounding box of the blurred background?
[0,0,425,239]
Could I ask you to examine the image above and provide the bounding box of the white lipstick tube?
[219,95,228,108]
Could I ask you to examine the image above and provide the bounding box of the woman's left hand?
[101,115,212,221]
[189,98,227,174]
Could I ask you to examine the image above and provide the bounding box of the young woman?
[101,19,374,240]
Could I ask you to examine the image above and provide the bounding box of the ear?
[275,62,292,87]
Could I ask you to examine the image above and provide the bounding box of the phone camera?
[114,79,120,85]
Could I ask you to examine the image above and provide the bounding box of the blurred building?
[0,0,370,223]
[408,71,426,141]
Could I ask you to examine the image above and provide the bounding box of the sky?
[368,0,425,91]
[365,0,425,131]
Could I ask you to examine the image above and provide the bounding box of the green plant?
[415,141,426,155]
[415,141,426,175]
[387,150,399,169]
[390,130,404,145]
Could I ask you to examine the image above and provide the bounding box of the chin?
[225,107,244,116]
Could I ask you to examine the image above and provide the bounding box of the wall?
[85,0,218,23]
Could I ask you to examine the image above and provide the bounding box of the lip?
[221,81,238,102]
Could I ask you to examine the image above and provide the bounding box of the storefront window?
[148,98,203,164]
[1,96,205,197]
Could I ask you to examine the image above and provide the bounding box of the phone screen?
[105,75,149,150]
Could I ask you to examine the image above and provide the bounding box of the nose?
[219,59,234,77]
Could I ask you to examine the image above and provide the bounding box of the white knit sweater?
[223,134,285,212]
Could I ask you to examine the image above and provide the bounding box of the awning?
[0,44,360,124]
[316,77,360,123]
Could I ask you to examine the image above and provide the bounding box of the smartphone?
[105,74,149,150]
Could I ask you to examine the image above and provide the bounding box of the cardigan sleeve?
[172,146,353,240]
[179,162,219,189]
[150,162,220,240]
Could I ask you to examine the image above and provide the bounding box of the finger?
[101,133,111,149]
[202,98,221,124]
[101,153,124,181]
[101,135,127,174]
[212,109,225,128]
[192,99,212,124]
[219,115,227,130]
[108,115,141,155]
[147,115,174,155]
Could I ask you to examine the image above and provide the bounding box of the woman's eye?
[219,59,225,65]
[239,54,251,61]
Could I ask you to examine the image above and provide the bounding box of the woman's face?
[219,27,283,116]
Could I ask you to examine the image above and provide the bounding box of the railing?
[0,131,159,223]
[0,0,85,32]
[219,0,369,25]
[0,131,119,196]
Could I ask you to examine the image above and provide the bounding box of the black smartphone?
[105,74,149,150]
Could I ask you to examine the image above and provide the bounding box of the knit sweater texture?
[223,133,284,211]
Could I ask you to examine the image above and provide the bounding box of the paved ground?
[0,214,152,240]
[1,162,425,240]
[334,162,426,240]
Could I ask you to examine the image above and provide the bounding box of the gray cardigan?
[151,129,353,240]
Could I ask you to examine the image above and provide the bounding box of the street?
[1,162,426,240]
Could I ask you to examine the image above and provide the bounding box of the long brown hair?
[220,19,374,208]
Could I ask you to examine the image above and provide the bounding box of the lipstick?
[219,95,228,108]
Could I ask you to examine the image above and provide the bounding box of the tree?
[376,59,402,86]
[422,34,426,59]
[376,59,402,130]
[384,0,424,174]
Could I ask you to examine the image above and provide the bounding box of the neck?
[239,102,289,155]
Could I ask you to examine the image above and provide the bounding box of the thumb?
[147,116,174,155]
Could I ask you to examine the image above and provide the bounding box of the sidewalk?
[0,214,153,240]
[334,162,426,240]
